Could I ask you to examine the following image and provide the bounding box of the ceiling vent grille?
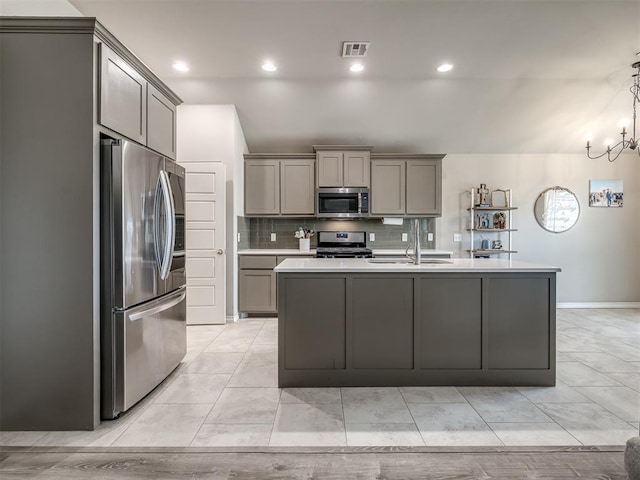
[342,41,369,57]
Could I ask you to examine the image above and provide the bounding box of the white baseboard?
[557,302,640,309]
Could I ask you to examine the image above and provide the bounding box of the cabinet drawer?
[239,255,277,269]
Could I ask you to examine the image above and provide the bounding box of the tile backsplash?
[238,217,436,250]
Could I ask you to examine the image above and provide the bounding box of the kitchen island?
[274,258,560,387]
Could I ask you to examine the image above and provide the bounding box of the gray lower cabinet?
[370,155,444,217]
[352,278,414,369]
[487,277,551,369]
[419,277,482,369]
[280,277,346,369]
[245,157,315,216]
[278,272,556,387]
[238,255,278,313]
[238,255,313,314]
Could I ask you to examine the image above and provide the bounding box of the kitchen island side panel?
[278,271,556,387]
[0,31,98,430]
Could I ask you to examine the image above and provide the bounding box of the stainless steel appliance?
[315,231,373,258]
[316,187,369,218]
[100,138,186,419]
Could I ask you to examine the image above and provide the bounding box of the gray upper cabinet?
[371,155,444,217]
[315,146,371,187]
[371,159,405,215]
[147,83,177,159]
[245,160,281,215]
[245,155,316,216]
[406,159,442,215]
[343,151,370,187]
[281,159,315,215]
[317,151,343,187]
[99,44,147,144]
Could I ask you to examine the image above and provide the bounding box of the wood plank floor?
[0,446,627,479]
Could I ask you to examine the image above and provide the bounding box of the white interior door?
[184,162,226,324]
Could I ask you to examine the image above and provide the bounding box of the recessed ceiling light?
[436,63,454,73]
[349,63,364,73]
[262,62,277,72]
[172,61,189,73]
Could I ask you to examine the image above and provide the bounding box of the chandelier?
[586,60,640,162]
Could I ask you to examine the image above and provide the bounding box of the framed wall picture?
[589,180,623,207]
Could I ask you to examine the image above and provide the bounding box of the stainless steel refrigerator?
[100,138,186,419]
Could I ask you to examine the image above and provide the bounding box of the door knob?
[217,249,225,255]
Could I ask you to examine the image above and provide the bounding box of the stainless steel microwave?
[317,187,369,218]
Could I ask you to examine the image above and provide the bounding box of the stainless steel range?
[315,231,373,258]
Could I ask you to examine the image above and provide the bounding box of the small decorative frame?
[491,189,508,208]
[589,180,623,208]
[493,212,506,229]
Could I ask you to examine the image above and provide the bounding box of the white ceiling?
[69,0,640,153]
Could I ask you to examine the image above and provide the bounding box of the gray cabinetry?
[281,159,315,214]
[278,271,556,387]
[419,277,482,369]
[352,278,413,369]
[407,159,441,215]
[315,146,371,187]
[280,277,346,369]
[245,160,280,215]
[245,156,315,216]
[371,155,444,217]
[147,83,177,159]
[0,17,181,431]
[238,255,277,313]
[99,43,179,158]
[99,43,147,144]
[238,254,313,314]
[371,159,405,214]
[487,277,551,369]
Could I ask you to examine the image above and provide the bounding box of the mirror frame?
[534,186,581,234]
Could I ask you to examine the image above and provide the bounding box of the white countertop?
[274,257,561,273]
[237,248,453,256]
[238,249,317,255]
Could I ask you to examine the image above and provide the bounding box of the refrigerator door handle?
[154,171,173,280]
[129,289,186,321]
[164,170,177,268]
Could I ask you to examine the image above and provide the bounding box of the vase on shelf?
[299,238,310,251]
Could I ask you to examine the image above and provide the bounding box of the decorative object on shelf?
[585,60,640,162]
[476,183,490,206]
[295,227,314,251]
[534,186,580,233]
[492,240,503,250]
[589,180,623,207]
[491,189,508,208]
[480,238,490,250]
[493,212,506,229]
[475,213,492,229]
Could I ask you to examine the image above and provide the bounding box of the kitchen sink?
[367,258,452,265]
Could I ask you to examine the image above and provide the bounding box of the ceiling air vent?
[342,41,370,57]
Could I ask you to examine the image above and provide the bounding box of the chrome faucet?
[405,218,421,265]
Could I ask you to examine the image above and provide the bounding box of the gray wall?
[438,153,640,304]
[241,217,436,250]
[0,31,99,429]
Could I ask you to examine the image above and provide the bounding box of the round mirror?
[534,186,580,233]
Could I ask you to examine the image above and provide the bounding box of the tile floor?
[1,309,638,447]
